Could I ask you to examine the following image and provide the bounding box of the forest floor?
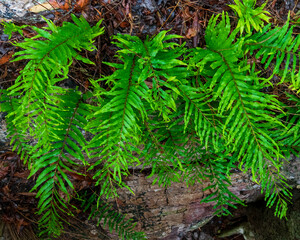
[0,0,299,239]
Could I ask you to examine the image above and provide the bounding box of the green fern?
[28,89,91,236]
[229,0,270,34]
[85,31,187,195]
[0,89,33,163]
[188,13,292,218]
[1,15,104,237]
[246,14,300,90]
[1,3,300,238]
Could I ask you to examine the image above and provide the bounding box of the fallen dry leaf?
[75,0,90,10]
[2,185,10,195]
[0,51,14,65]
[16,218,30,234]
[28,3,54,13]
[186,27,197,39]
[120,21,130,28]
[48,0,71,10]
[186,11,200,40]
[22,29,36,38]
[14,170,30,178]
[115,198,125,207]
[0,166,9,179]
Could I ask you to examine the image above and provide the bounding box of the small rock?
[0,0,48,22]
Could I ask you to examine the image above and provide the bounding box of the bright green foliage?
[0,89,33,163]
[1,15,106,237]
[229,0,270,34]
[2,21,27,38]
[85,31,188,197]
[246,14,300,89]
[0,5,300,239]
[188,12,293,219]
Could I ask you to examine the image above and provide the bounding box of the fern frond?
[1,21,27,38]
[2,6,299,236]
[112,31,187,120]
[86,31,187,196]
[2,15,104,237]
[200,150,244,216]
[246,16,300,89]
[229,0,270,34]
[5,13,101,143]
[7,14,103,136]
[141,110,187,186]
[0,89,33,164]
[28,89,90,236]
[178,76,225,150]
[199,13,283,164]
[86,54,144,197]
[191,13,291,217]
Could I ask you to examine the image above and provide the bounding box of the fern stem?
[118,56,136,141]
[213,49,265,157]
